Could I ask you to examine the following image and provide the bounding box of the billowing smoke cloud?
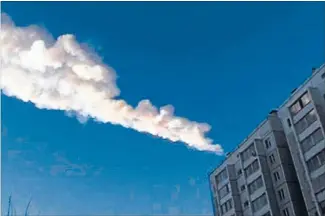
[0,13,223,154]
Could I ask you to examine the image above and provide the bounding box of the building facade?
[209,64,325,216]
[277,65,325,216]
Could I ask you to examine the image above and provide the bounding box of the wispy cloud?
[50,152,90,177]
[5,137,98,177]
[10,134,48,148]
[153,184,164,189]
[93,166,104,176]
[24,160,35,167]
[49,152,103,177]
[15,137,26,143]
[7,150,22,159]
[4,135,49,171]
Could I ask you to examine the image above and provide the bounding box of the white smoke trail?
[0,13,223,154]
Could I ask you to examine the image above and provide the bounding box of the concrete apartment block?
[210,64,325,216]
[278,65,325,216]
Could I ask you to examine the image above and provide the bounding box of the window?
[307,149,325,172]
[316,188,325,203]
[319,187,325,200]
[265,138,272,149]
[262,212,271,216]
[240,185,246,191]
[278,189,285,201]
[321,72,325,79]
[273,171,281,181]
[290,92,311,116]
[252,193,267,212]
[248,176,264,195]
[300,128,324,152]
[269,154,276,164]
[216,169,228,184]
[301,93,311,107]
[244,201,249,208]
[245,160,260,177]
[283,208,290,216]
[219,184,230,198]
[290,102,301,115]
[241,144,256,162]
[287,118,292,127]
[237,169,242,176]
[220,199,233,214]
[320,200,325,215]
[313,128,324,145]
[295,109,317,134]
[314,173,325,195]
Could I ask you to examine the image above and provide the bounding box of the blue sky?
[1,1,324,215]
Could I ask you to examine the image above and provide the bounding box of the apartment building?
[277,65,325,216]
[209,64,325,216]
[209,112,307,216]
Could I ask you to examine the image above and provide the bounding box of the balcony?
[219,191,232,205]
[215,168,230,189]
[304,139,325,161]
[254,206,271,216]
[250,186,266,203]
[307,148,325,179]
[313,172,325,195]
[222,208,235,216]
[310,164,325,180]
[293,102,314,124]
[251,193,269,216]
[246,168,261,185]
[298,121,322,143]
[316,188,325,203]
